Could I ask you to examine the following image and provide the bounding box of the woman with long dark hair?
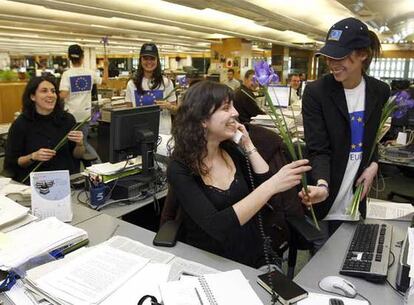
[4,76,85,184]
[300,17,390,240]
[168,80,310,267]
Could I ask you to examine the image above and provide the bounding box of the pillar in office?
[271,44,289,83]
[210,38,251,81]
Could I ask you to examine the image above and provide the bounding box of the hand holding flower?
[299,185,329,206]
[31,148,56,162]
[67,130,84,145]
[355,162,378,200]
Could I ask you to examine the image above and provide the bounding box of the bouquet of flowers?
[347,95,398,217]
[21,116,91,183]
[252,61,320,230]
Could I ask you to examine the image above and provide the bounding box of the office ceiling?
[0,0,413,56]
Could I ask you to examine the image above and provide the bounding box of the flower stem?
[21,116,91,184]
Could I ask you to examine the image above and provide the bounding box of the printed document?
[366,198,414,221]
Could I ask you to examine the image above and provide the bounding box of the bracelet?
[30,153,35,162]
[245,147,258,156]
[317,183,329,194]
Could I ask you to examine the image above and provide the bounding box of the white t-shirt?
[60,67,101,122]
[125,76,176,106]
[325,78,366,221]
[290,88,301,107]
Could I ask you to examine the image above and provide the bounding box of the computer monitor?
[266,85,291,108]
[109,105,160,175]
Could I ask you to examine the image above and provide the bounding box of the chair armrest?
[286,216,324,243]
[153,220,182,247]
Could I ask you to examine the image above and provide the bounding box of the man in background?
[223,68,241,91]
[288,73,301,107]
[233,69,264,123]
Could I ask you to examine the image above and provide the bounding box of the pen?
[195,287,204,305]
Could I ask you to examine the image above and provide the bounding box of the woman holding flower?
[300,18,390,239]
[168,80,310,267]
[4,76,84,184]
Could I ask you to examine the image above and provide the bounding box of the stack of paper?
[366,198,414,221]
[84,157,142,183]
[0,217,88,271]
[297,292,368,304]
[0,195,37,232]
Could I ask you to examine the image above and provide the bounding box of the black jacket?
[302,74,390,219]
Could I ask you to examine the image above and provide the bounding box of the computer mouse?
[319,276,357,298]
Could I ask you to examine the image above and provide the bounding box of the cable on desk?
[356,292,372,305]
[385,250,405,297]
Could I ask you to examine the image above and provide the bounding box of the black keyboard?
[340,223,392,282]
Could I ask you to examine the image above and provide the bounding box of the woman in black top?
[167,80,310,267]
[4,76,85,184]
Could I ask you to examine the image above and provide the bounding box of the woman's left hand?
[155,100,171,110]
[67,130,84,145]
[356,162,378,199]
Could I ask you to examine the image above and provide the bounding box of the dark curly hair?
[170,80,234,175]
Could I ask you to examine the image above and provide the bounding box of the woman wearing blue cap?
[299,18,390,240]
[125,43,177,133]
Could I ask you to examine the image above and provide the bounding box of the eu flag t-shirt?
[325,78,366,221]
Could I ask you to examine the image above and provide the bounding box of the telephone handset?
[232,129,243,144]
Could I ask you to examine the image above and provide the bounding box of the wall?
[0,82,26,123]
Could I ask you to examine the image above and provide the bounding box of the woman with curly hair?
[167,80,310,268]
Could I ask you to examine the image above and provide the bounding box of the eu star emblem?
[328,30,342,41]
[134,89,163,107]
[350,110,365,153]
[70,75,92,93]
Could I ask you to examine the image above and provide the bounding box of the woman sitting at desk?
[167,80,310,268]
[4,76,85,184]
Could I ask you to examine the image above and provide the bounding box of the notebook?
[160,269,263,305]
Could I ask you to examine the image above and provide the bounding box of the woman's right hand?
[267,159,311,194]
[31,148,56,162]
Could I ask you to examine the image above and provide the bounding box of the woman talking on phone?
[167,80,310,267]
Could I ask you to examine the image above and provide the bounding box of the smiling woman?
[166,80,310,268]
[4,76,85,184]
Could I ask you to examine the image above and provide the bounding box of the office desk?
[294,219,407,305]
[76,213,271,304]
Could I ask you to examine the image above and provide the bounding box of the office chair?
[154,124,323,278]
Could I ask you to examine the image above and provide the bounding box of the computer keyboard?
[340,223,392,282]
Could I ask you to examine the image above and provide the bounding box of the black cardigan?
[302,74,390,219]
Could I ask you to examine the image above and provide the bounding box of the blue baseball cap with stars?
[316,17,371,60]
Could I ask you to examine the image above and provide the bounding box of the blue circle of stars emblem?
[137,91,157,106]
[74,76,89,91]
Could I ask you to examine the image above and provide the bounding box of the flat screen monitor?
[267,86,291,108]
[109,105,160,174]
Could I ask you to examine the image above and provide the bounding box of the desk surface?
[76,213,271,304]
[294,219,407,305]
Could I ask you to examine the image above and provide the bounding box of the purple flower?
[101,36,109,46]
[253,61,279,86]
[392,90,414,119]
[177,75,188,87]
[91,110,101,123]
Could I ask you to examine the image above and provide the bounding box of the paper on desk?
[297,292,368,305]
[101,263,170,305]
[105,235,175,263]
[168,256,219,281]
[35,245,149,305]
[5,279,48,305]
[0,195,29,228]
[366,198,414,221]
[0,177,11,189]
[0,183,31,196]
[86,157,142,175]
[407,228,414,278]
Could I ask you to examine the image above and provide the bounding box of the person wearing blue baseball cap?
[299,18,390,243]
